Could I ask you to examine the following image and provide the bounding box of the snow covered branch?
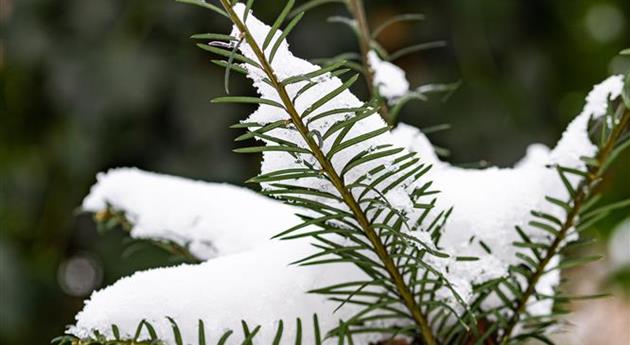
[58,1,630,345]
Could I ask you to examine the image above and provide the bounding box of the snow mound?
[367,50,410,101]
[83,167,300,260]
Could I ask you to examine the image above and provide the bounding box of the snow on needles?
[390,74,624,315]
[230,3,447,244]
[367,51,410,101]
[230,3,475,308]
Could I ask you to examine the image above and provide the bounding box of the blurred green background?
[1,0,629,344]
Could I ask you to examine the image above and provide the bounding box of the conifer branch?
[217,1,436,344]
[499,105,630,344]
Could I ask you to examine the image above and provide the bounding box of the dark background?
[1,0,629,344]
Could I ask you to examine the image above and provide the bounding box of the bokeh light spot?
[57,254,103,297]
[584,4,626,43]
[609,217,630,269]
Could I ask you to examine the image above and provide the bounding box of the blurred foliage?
[1,0,629,344]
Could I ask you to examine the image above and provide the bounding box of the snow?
[69,240,366,344]
[75,167,373,344]
[390,75,624,316]
[550,74,623,167]
[367,51,410,102]
[67,0,625,341]
[582,74,624,117]
[82,167,300,260]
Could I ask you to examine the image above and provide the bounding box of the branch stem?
[218,2,436,344]
[346,0,392,124]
